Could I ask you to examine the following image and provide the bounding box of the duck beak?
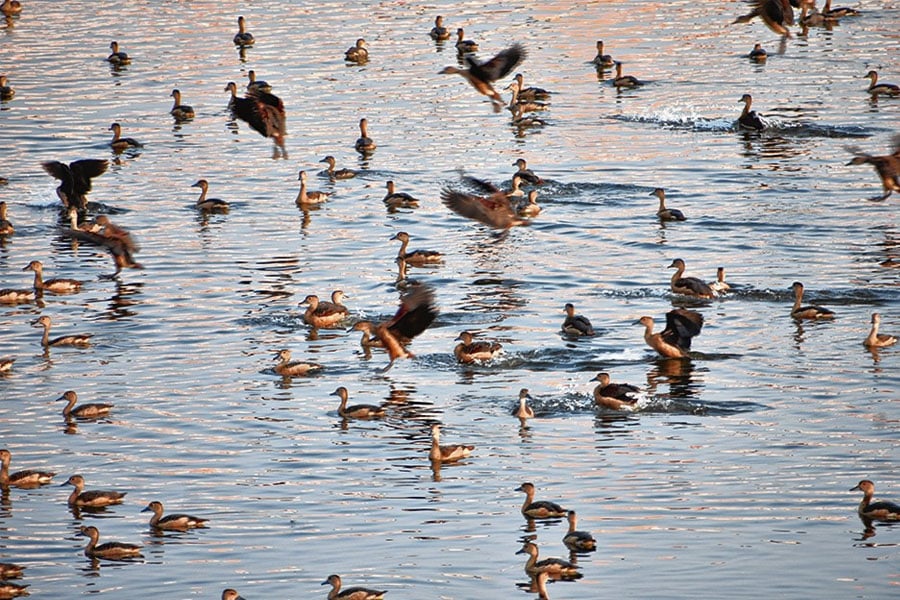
[140,506,152,513]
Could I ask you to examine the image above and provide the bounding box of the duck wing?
[461,176,502,195]
[232,90,286,138]
[661,308,703,351]
[468,43,526,83]
[42,159,109,209]
[441,187,523,229]
[386,283,438,342]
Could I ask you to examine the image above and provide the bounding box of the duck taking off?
[440,43,526,108]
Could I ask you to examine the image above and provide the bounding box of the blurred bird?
[440,43,526,108]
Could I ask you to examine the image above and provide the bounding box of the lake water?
[1,0,898,598]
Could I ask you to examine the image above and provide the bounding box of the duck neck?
[741,98,752,118]
[396,237,409,257]
[297,179,308,203]
[30,268,43,289]
[792,287,803,312]
[40,324,50,346]
[670,263,686,287]
[196,186,207,204]
[68,485,82,505]
[858,489,873,514]
[521,488,535,513]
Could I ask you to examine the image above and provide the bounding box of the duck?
[709,267,731,293]
[506,85,549,113]
[0,448,55,488]
[296,171,330,206]
[22,260,82,293]
[0,75,14,101]
[0,562,24,579]
[652,188,686,221]
[169,89,195,120]
[42,158,109,211]
[0,582,28,598]
[63,215,142,274]
[789,281,835,320]
[0,358,13,373]
[738,93,767,131]
[246,70,272,94]
[107,41,131,66]
[732,0,794,37]
[441,176,529,229]
[191,179,229,212]
[321,574,386,600]
[822,0,860,18]
[517,190,541,218]
[62,474,126,508]
[440,43,526,108]
[429,424,474,463]
[32,315,93,347]
[454,28,478,53]
[108,123,141,151]
[344,38,369,63]
[383,181,419,210]
[592,372,640,410]
[637,308,704,358]
[80,525,142,558]
[799,4,838,26]
[0,0,22,16]
[390,231,441,265]
[612,61,642,88]
[512,388,535,420]
[224,81,287,158]
[511,73,551,102]
[863,70,900,98]
[561,303,594,336]
[142,500,208,530]
[844,136,900,201]
[319,155,356,180]
[512,158,543,185]
[591,40,614,68]
[850,480,900,521]
[354,118,376,154]
[563,510,597,551]
[300,292,349,328]
[332,387,385,419]
[351,321,384,350]
[510,103,547,128]
[222,590,245,600]
[506,174,525,198]
[748,43,768,62]
[429,15,450,41]
[273,349,323,377]
[669,258,715,298]
[233,15,255,46]
[0,201,12,235]
[454,330,502,363]
[58,390,113,419]
[516,542,580,577]
[863,313,897,348]
[0,284,34,305]
[516,482,567,518]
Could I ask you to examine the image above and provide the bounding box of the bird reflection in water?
[105,280,143,320]
[645,357,704,403]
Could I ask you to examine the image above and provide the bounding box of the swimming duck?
[516,482,567,518]
[296,171,330,206]
[351,321,384,350]
[64,215,142,274]
[32,315,92,347]
[0,358,13,373]
[510,104,547,129]
[733,0,794,37]
[454,28,478,53]
[591,40,614,68]
[737,93,767,131]
[62,474,126,508]
[80,525,142,558]
[638,308,704,358]
[383,181,419,209]
[512,388,535,420]
[0,448,55,488]
[505,174,525,198]
[58,390,113,419]
[222,590,245,600]
[506,85,549,114]
[354,117,376,154]
[0,75,14,101]
[233,15,255,46]
[440,43,526,108]
[863,70,900,98]
[561,303,594,336]
[0,581,29,598]
[790,281,834,320]
[850,480,900,521]
[844,136,900,201]
[517,190,541,218]
[822,0,860,17]
[669,258,715,298]
[563,510,597,551]
[107,41,131,66]
[612,61,642,88]
[225,81,287,158]
[191,179,229,212]
[345,38,369,63]
[332,387,385,419]
[319,155,356,179]
[273,349,323,377]
[0,284,34,305]
[322,574,386,600]
[42,158,109,211]
[863,313,897,348]
[142,500,208,530]
[709,267,731,293]
[512,158,543,185]
[0,0,22,16]
[301,292,349,328]
[454,330,502,363]
[0,201,12,235]
[390,231,441,265]
[0,562,24,579]
[429,424,474,463]
[651,188,686,221]
[517,542,580,577]
[246,70,272,94]
[592,372,639,410]
[799,4,838,26]
[511,73,551,102]
[748,43,768,62]
[22,260,82,293]
[441,176,530,229]
[169,89,195,120]
[429,15,450,41]
[108,123,141,151]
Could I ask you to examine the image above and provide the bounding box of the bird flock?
[0,1,898,598]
